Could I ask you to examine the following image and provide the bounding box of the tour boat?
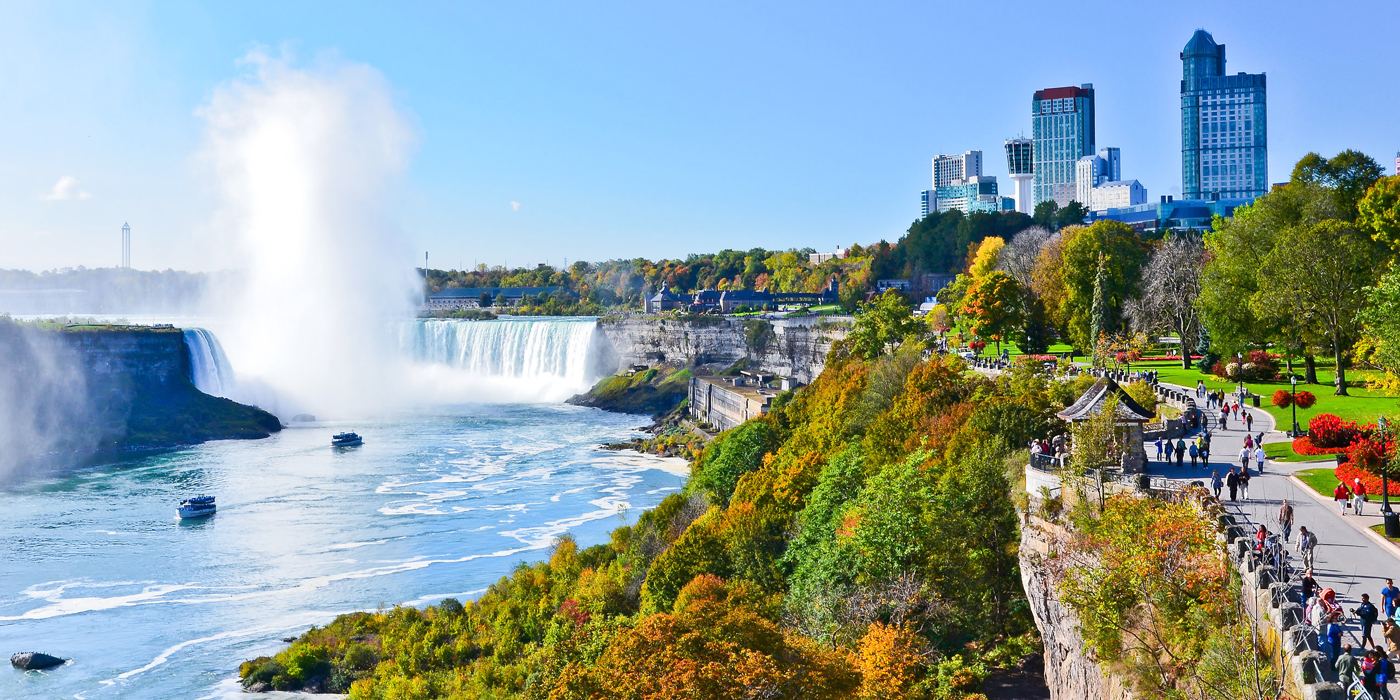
[177,495,216,519]
[332,431,364,447]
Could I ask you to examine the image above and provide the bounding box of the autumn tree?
[850,290,924,360]
[1134,234,1206,368]
[961,271,1024,355]
[1360,175,1400,251]
[1060,220,1149,351]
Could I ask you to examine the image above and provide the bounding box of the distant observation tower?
[121,222,131,268]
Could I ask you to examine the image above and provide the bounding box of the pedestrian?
[1218,413,1227,431]
[1226,467,1240,501]
[1189,441,1198,468]
[1356,594,1381,649]
[1239,445,1252,474]
[1239,468,1251,500]
[1278,499,1294,543]
[1176,438,1186,468]
[1165,439,1175,465]
[1386,619,1400,656]
[1383,579,1400,619]
[1211,469,1223,499]
[1302,569,1318,602]
[1354,478,1369,517]
[1244,433,1254,450]
[1254,444,1266,474]
[1246,411,1254,432]
[1372,651,1395,700]
[1299,527,1318,570]
[1335,481,1352,515]
[1336,644,1362,692]
[1154,437,1163,462]
[1325,617,1345,666]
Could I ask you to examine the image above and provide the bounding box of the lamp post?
[1290,374,1300,437]
[1383,415,1399,538]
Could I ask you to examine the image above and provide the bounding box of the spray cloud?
[199,51,418,417]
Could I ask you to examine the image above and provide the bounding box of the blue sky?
[2,0,1397,272]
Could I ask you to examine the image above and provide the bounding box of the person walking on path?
[1336,481,1353,516]
[1300,526,1318,570]
[1371,651,1395,700]
[1354,478,1369,517]
[1385,619,1400,656]
[1383,579,1400,619]
[1303,570,1319,603]
[1356,594,1381,648]
[1165,439,1175,465]
[1189,441,1199,469]
[1226,467,1240,502]
[1219,406,1229,429]
[1337,645,1362,692]
[1211,469,1223,499]
[1154,437,1163,462]
[1278,499,1294,543]
[1239,445,1252,474]
[1176,438,1186,469]
[1239,468,1251,500]
[1254,445,1266,474]
[1245,411,1254,432]
[1324,617,1345,666]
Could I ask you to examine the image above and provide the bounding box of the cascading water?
[183,328,237,398]
[401,318,608,401]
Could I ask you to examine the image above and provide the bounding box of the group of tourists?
[1154,434,1211,468]
[1334,477,1373,517]
[1029,434,1069,468]
[1311,572,1400,699]
[1211,466,1253,501]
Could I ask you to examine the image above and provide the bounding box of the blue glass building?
[1032,84,1095,208]
[1181,30,1267,200]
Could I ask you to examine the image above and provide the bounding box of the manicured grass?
[1295,466,1342,498]
[1134,360,1400,427]
[1264,440,1338,463]
[1370,524,1400,542]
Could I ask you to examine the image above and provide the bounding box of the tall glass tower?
[1181,30,1267,200]
[1031,84,1095,208]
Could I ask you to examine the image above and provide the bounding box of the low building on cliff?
[645,291,686,314]
[425,287,568,310]
[688,375,778,432]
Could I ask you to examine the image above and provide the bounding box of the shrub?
[1308,414,1363,448]
[1245,350,1280,380]
[1294,391,1317,409]
[1271,390,1292,408]
[1347,437,1390,474]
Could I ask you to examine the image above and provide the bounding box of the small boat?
[332,431,363,447]
[177,495,216,519]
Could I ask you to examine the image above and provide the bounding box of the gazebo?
[1056,377,1155,473]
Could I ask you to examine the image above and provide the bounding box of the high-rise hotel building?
[1032,84,1095,208]
[1004,138,1034,214]
[1180,29,1267,200]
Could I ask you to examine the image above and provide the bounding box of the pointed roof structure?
[1056,377,1155,423]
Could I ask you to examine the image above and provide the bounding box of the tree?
[967,236,1005,279]
[1056,200,1089,230]
[1360,176,1400,251]
[997,226,1053,288]
[1089,255,1111,365]
[1360,265,1400,382]
[1060,220,1150,351]
[849,291,924,360]
[1257,220,1383,395]
[961,271,1025,355]
[1030,227,1082,338]
[1292,149,1385,221]
[1135,234,1207,368]
[1033,200,1059,230]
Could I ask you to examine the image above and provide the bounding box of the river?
[0,319,686,698]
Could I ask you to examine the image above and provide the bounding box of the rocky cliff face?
[0,321,280,483]
[1020,516,1135,700]
[593,316,848,384]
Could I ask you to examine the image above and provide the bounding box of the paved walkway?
[1144,384,1400,680]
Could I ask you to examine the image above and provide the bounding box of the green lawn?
[1264,440,1338,463]
[1133,360,1400,427]
[1295,466,1342,498]
[1370,524,1400,542]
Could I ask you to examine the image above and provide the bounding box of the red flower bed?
[1293,436,1351,457]
[1336,461,1400,497]
[1137,355,1203,361]
[1309,414,1365,449]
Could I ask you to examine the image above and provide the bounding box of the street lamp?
[1290,374,1300,436]
[1382,415,1399,538]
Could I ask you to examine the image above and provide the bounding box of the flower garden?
[1293,413,1400,496]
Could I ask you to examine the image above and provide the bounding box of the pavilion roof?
[1056,377,1155,423]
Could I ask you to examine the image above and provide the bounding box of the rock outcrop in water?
[10,652,66,670]
[0,319,281,482]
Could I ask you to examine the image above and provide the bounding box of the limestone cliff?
[0,320,280,482]
[592,315,848,384]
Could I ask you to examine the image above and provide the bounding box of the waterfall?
[402,318,605,391]
[183,328,237,398]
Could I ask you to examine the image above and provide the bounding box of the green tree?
[1291,149,1385,221]
[1033,200,1059,230]
[1361,264,1400,380]
[1360,175,1400,251]
[1257,220,1383,395]
[1060,220,1149,351]
[849,290,924,360]
[1056,200,1088,230]
[1089,254,1111,363]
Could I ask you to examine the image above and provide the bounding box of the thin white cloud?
[43,176,92,200]
[510,201,521,212]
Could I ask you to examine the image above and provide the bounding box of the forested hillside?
[239,311,1100,698]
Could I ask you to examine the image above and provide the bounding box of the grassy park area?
[1295,466,1343,497]
[1264,440,1337,463]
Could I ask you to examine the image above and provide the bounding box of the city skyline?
[1,2,1397,272]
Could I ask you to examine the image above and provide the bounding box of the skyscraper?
[1004,138,1033,214]
[1032,84,1095,208]
[1099,147,1121,182]
[932,151,983,187]
[1180,29,1267,200]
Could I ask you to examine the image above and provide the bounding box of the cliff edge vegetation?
[566,366,693,418]
[240,323,1119,698]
